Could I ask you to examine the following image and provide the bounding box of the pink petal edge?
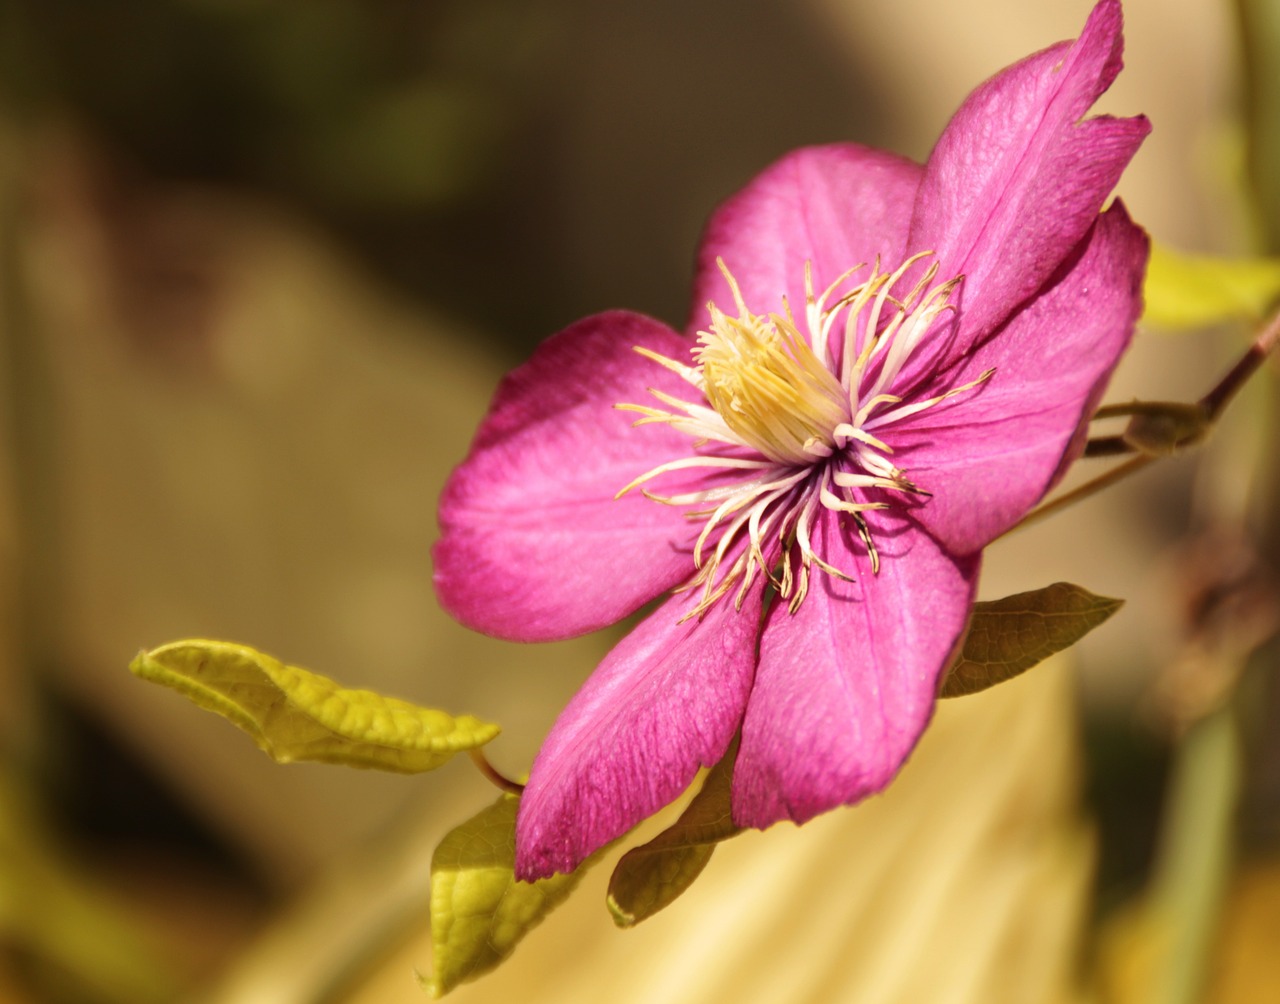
[892,201,1149,555]
[905,0,1148,376]
[516,579,765,879]
[434,311,699,642]
[689,143,922,345]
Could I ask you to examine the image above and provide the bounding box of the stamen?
[832,424,893,453]
[614,454,772,500]
[865,367,995,428]
[854,513,880,575]
[615,250,982,616]
[632,345,703,387]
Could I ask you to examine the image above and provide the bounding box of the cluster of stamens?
[617,252,991,619]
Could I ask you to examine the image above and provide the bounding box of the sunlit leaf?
[607,740,741,928]
[1143,243,1280,330]
[941,583,1123,698]
[130,640,498,771]
[424,795,589,997]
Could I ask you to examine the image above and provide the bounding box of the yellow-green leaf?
[130,639,498,771]
[941,583,1123,698]
[424,795,589,997]
[607,740,741,928]
[1143,243,1280,330]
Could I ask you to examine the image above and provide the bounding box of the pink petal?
[906,0,1148,368]
[732,510,978,828]
[434,311,700,642]
[690,144,921,342]
[515,582,764,878]
[892,202,1149,555]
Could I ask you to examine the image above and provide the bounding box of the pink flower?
[435,0,1150,879]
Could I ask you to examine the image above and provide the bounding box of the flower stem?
[1199,305,1280,421]
[1083,434,1135,458]
[468,748,525,795]
[1005,304,1280,536]
[1002,455,1154,537]
[1143,701,1241,1004]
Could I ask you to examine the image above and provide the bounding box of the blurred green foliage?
[0,0,567,346]
[1237,0,1280,253]
[2,0,525,206]
[0,769,179,1004]
[0,0,884,347]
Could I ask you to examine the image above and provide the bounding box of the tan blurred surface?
[1099,857,1280,1004]
[1206,859,1280,1004]
[331,661,1090,1004]
[812,0,1236,250]
[16,134,615,880]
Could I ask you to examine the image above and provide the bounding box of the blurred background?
[0,0,1277,1001]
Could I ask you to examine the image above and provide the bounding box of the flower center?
[697,296,849,466]
[617,254,989,618]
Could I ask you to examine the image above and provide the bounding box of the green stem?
[1144,703,1241,1004]
[1236,0,1280,251]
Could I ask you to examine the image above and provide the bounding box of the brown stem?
[1084,435,1136,458]
[1003,304,1280,538]
[1093,400,1192,421]
[1199,306,1280,420]
[469,748,525,795]
[1002,455,1155,538]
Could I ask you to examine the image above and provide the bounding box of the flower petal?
[907,0,1148,367]
[732,511,978,828]
[516,582,764,878]
[892,202,1148,555]
[691,144,921,339]
[434,311,699,641]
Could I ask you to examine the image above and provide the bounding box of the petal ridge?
[906,0,1148,369]
[732,512,978,828]
[894,201,1149,554]
[516,583,764,878]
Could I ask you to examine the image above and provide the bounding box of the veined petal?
[732,510,978,828]
[906,0,1148,372]
[691,144,921,344]
[434,311,699,642]
[516,581,764,879]
[893,202,1149,555]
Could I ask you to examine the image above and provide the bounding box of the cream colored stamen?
[616,253,986,618]
[696,263,850,466]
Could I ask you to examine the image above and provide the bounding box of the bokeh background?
[1,0,1277,1001]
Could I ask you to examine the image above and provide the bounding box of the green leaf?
[941,583,1123,698]
[1143,243,1280,330]
[424,795,590,997]
[607,740,741,928]
[130,639,498,771]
